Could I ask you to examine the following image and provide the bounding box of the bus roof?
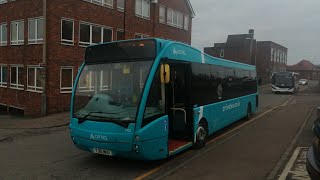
[86,38,256,71]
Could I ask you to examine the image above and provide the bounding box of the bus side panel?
[194,94,258,136]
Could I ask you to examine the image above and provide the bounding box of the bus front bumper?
[272,86,294,93]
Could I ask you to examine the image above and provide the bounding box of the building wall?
[256,41,287,84]
[0,0,193,116]
[0,0,44,115]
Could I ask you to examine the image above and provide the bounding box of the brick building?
[204,29,256,65]
[256,41,288,84]
[0,0,195,116]
[287,60,320,80]
[204,30,288,84]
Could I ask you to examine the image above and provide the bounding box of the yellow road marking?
[135,96,292,180]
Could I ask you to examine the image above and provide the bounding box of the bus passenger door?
[166,62,193,142]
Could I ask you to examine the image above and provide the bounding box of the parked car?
[299,79,308,85]
[307,109,320,179]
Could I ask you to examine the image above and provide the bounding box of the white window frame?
[0,65,7,87]
[167,9,183,29]
[83,0,113,9]
[79,21,113,47]
[27,66,43,93]
[159,5,166,24]
[61,18,74,45]
[220,49,225,58]
[100,70,112,91]
[10,20,24,45]
[28,17,43,44]
[134,33,149,39]
[0,0,8,4]
[0,23,7,46]
[60,66,74,93]
[117,0,124,12]
[135,0,150,19]
[184,15,189,30]
[10,65,24,90]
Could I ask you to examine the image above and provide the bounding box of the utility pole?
[123,0,127,39]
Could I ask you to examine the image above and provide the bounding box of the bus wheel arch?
[194,118,208,149]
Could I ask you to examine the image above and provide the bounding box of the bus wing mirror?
[160,64,170,84]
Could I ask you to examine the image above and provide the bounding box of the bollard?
[318,107,320,118]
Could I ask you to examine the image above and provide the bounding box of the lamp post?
[123,0,126,39]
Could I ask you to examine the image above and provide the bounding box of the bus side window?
[142,68,165,127]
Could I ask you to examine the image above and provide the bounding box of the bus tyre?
[194,121,208,149]
[245,105,252,120]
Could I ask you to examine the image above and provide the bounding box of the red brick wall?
[0,0,193,116]
[0,0,43,115]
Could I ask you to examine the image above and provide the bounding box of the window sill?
[10,87,24,91]
[135,14,150,21]
[10,43,24,46]
[117,8,124,12]
[61,42,75,46]
[0,85,7,88]
[26,89,43,93]
[60,91,72,94]
[28,42,43,45]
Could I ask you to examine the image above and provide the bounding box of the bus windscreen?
[85,40,156,63]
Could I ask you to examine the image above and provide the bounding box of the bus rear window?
[85,40,156,63]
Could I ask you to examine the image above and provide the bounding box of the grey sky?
[190,0,320,65]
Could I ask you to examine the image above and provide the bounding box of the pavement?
[0,112,70,130]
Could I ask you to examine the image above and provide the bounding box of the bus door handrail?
[171,107,187,124]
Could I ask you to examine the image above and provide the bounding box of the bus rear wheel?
[245,105,252,120]
[194,121,208,149]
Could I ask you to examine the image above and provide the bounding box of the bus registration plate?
[92,148,112,156]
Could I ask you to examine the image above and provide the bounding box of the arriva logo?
[173,48,186,56]
[90,133,108,141]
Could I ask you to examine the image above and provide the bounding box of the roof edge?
[186,0,195,18]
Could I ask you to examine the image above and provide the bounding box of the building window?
[0,23,7,46]
[79,22,113,46]
[184,15,189,30]
[0,0,8,4]
[84,0,113,8]
[61,19,74,45]
[167,9,183,29]
[220,49,225,58]
[10,65,24,89]
[28,17,43,44]
[11,21,24,45]
[116,30,124,40]
[27,66,44,92]
[159,6,166,23]
[135,33,148,39]
[117,0,124,11]
[0,65,7,87]
[135,0,150,19]
[100,70,112,91]
[60,66,73,93]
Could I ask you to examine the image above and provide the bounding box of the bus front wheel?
[194,120,208,149]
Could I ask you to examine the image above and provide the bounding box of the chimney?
[248,29,254,39]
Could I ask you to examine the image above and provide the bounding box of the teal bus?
[70,38,258,160]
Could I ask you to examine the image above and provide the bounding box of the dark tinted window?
[85,40,156,63]
[191,62,257,106]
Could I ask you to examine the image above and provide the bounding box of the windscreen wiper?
[77,111,103,124]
